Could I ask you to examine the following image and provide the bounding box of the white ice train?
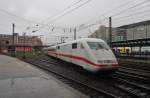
[46,38,119,72]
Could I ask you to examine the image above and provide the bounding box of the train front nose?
[92,49,119,66]
[92,49,116,60]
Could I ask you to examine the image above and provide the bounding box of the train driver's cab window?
[72,43,77,49]
[87,42,109,50]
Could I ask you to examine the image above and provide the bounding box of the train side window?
[72,43,77,49]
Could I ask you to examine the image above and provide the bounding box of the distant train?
[45,38,119,72]
[113,47,131,55]
[113,47,150,56]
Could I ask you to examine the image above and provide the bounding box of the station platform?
[0,55,89,98]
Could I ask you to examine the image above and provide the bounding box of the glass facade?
[126,24,149,40]
[134,25,146,39]
[126,28,134,40]
[89,22,150,42]
[147,25,150,38]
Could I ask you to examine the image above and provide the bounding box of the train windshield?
[87,42,109,50]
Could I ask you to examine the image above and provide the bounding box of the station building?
[88,25,123,42]
[88,20,150,42]
[118,20,150,40]
[0,33,42,53]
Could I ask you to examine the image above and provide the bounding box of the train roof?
[49,38,105,48]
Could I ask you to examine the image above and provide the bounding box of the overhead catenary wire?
[102,0,138,17]
[111,1,150,25]
[77,18,107,31]
[1,0,149,38]
[0,8,38,24]
[111,0,150,17]
[46,0,92,23]
[108,1,150,27]
[113,9,150,22]
[0,7,43,33]
[48,0,150,40]
[77,0,138,28]
[77,0,150,32]
[113,12,150,26]
[0,0,86,33]
[33,0,92,33]
[41,0,85,24]
[28,0,86,31]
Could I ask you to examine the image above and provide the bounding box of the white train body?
[47,38,119,72]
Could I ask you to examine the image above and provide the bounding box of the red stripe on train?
[48,51,119,67]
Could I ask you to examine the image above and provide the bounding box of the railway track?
[115,68,150,83]
[119,67,150,78]
[111,75,150,98]
[118,60,150,71]
[43,57,150,97]
[23,55,150,98]
[24,58,118,98]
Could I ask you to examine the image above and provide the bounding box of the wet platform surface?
[0,55,89,98]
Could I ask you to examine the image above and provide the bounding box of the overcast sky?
[0,0,150,44]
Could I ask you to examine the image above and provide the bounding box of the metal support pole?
[133,28,134,40]
[74,28,76,40]
[109,17,112,47]
[12,23,15,45]
[12,23,15,57]
[146,24,147,39]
